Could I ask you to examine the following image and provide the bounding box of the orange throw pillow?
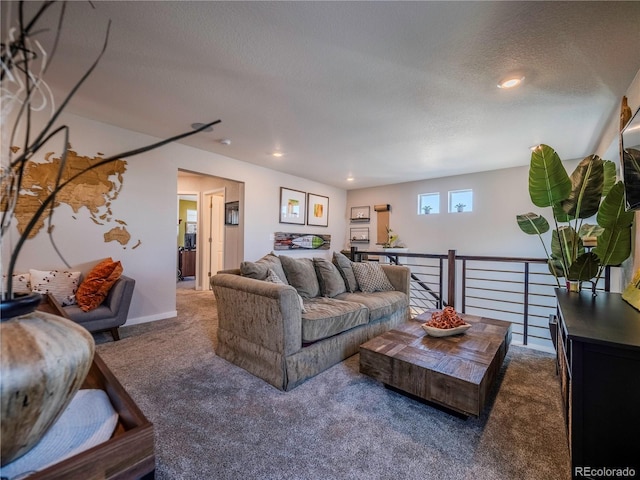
[76,258,123,312]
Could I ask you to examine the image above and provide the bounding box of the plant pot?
[566,280,582,293]
[0,293,95,466]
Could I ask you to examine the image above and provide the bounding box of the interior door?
[202,190,224,290]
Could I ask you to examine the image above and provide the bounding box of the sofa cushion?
[30,269,82,306]
[76,258,123,312]
[2,273,31,295]
[265,268,306,313]
[332,251,358,292]
[240,253,288,284]
[301,297,368,343]
[336,290,408,322]
[313,258,347,297]
[280,256,320,298]
[351,262,394,293]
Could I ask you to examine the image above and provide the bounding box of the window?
[448,189,473,213]
[418,193,440,215]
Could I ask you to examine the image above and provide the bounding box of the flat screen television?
[622,107,640,211]
[184,233,196,250]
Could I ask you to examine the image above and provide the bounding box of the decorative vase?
[0,293,95,466]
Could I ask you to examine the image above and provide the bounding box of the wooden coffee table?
[359,312,512,417]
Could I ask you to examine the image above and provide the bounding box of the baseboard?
[125,310,177,326]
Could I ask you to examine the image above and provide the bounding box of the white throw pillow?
[351,262,394,293]
[2,273,32,295]
[30,269,82,306]
[266,268,306,313]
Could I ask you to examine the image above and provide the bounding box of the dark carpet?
[95,288,571,480]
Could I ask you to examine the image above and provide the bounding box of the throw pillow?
[332,251,358,292]
[2,273,31,295]
[76,258,124,312]
[265,268,306,313]
[240,253,288,284]
[30,269,82,306]
[279,256,321,298]
[351,262,394,293]
[313,258,347,297]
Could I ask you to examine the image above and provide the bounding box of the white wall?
[3,113,347,324]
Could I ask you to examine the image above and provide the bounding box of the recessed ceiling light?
[497,76,525,89]
[219,139,231,146]
[346,176,354,182]
[272,152,284,158]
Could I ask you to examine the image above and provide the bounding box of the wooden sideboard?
[554,289,640,479]
[31,294,155,479]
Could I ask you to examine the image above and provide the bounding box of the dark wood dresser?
[554,289,640,479]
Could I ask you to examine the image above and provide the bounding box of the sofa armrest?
[103,275,135,319]
[211,273,302,356]
[380,264,411,295]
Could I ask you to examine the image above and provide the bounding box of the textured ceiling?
[3,1,640,189]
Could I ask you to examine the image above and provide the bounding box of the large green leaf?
[579,223,604,238]
[528,144,572,208]
[597,181,634,229]
[550,226,583,276]
[593,227,632,266]
[602,160,616,197]
[559,155,604,219]
[567,252,601,281]
[516,212,550,235]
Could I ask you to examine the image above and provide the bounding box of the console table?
[30,294,155,479]
[554,289,640,479]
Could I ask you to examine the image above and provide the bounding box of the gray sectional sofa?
[211,252,410,391]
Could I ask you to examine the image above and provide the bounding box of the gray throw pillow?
[265,268,306,313]
[280,256,321,298]
[240,253,288,284]
[332,251,358,292]
[351,262,394,293]
[313,258,347,297]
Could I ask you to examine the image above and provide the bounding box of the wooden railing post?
[448,249,456,307]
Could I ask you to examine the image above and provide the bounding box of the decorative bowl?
[421,323,472,337]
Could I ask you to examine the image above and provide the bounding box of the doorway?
[177,169,244,292]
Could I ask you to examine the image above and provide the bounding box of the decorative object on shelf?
[515,144,633,291]
[350,206,370,222]
[274,232,331,250]
[455,203,466,212]
[279,187,306,225]
[622,269,640,311]
[0,293,95,466]
[350,227,369,243]
[225,201,239,225]
[306,193,329,227]
[1,1,219,463]
[381,226,401,248]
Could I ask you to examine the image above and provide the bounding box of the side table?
[29,294,155,479]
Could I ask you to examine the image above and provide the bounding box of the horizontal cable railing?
[350,248,610,351]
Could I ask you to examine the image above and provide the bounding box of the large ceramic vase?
[0,293,95,466]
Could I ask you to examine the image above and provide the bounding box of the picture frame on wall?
[279,187,306,224]
[307,193,329,227]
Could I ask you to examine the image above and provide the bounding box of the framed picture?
[225,201,239,225]
[279,187,306,224]
[350,206,370,222]
[307,193,329,227]
[350,227,369,243]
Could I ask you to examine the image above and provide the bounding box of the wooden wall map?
[3,147,140,249]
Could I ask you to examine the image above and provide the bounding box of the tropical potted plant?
[516,144,633,292]
[455,203,465,212]
[422,205,432,214]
